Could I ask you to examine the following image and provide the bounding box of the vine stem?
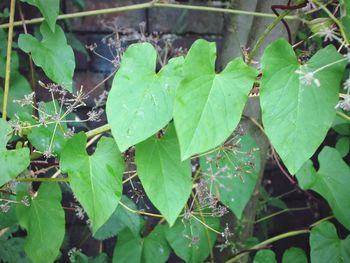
[254,206,310,224]
[225,215,335,263]
[2,0,16,120]
[336,111,350,122]
[248,10,290,63]
[118,200,163,218]
[0,1,299,30]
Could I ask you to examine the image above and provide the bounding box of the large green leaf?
[282,247,307,263]
[0,119,29,186]
[296,146,350,230]
[173,39,257,160]
[106,43,184,152]
[253,250,277,263]
[260,39,346,174]
[60,133,124,233]
[18,22,75,91]
[20,0,59,32]
[166,216,219,263]
[199,134,261,219]
[135,123,192,226]
[113,225,171,263]
[310,221,350,263]
[94,196,143,240]
[16,183,65,263]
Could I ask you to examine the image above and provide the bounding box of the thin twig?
[2,0,16,120]
[0,2,299,30]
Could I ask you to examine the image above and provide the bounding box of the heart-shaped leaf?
[60,132,124,233]
[94,196,143,240]
[282,247,307,263]
[296,146,350,230]
[16,183,65,263]
[106,43,184,152]
[253,250,277,263]
[0,119,29,186]
[166,216,219,263]
[173,39,257,160]
[199,134,260,219]
[135,123,192,226]
[18,22,75,91]
[20,0,59,32]
[260,39,347,174]
[310,221,350,263]
[113,225,171,263]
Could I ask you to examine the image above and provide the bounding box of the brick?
[149,5,224,34]
[73,71,107,107]
[65,0,147,32]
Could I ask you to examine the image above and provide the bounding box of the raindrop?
[151,94,158,106]
[126,129,132,138]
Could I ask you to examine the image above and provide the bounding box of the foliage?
[0,0,349,262]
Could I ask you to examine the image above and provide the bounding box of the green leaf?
[173,39,257,160]
[282,247,308,263]
[0,119,29,186]
[310,221,350,263]
[106,42,184,152]
[60,133,124,233]
[0,73,32,119]
[166,216,219,263]
[113,225,171,263]
[199,134,261,219]
[0,194,18,228]
[0,51,19,78]
[0,236,31,263]
[340,0,350,42]
[296,146,350,230]
[18,22,75,91]
[336,137,349,157]
[253,250,277,263]
[135,123,192,226]
[260,39,347,174]
[20,0,59,32]
[94,196,143,240]
[16,183,65,263]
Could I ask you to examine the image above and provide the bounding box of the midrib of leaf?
[88,157,97,225]
[32,202,44,243]
[156,142,173,218]
[184,76,215,156]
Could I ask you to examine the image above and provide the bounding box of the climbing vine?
[0,0,349,262]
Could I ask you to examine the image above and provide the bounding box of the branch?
[2,0,16,120]
[0,2,299,30]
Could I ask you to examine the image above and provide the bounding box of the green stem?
[226,215,335,263]
[312,0,349,45]
[225,229,309,263]
[336,111,350,122]
[248,10,291,64]
[192,193,216,262]
[2,0,16,120]
[16,177,69,182]
[85,123,111,138]
[255,206,310,224]
[0,2,299,30]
